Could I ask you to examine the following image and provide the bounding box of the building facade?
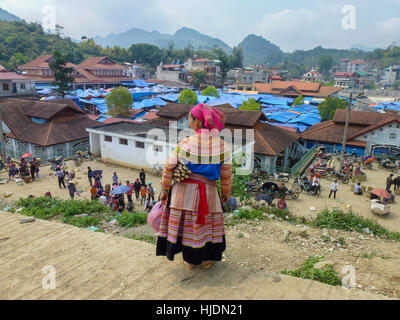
[0,65,35,97]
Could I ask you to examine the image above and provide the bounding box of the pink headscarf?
[191,103,225,132]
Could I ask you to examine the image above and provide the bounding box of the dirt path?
[0,211,392,300]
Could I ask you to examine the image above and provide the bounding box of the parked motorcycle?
[245,179,262,194]
[378,159,398,173]
[270,170,290,183]
[49,156,65,170]
[327,171,350,184]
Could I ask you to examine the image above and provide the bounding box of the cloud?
[1,0,400,50]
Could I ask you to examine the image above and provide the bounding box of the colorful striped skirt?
[156,174,226,265]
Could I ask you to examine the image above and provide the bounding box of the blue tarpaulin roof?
[267,112,300,123]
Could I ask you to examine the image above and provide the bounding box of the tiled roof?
[18,55,54,69]
[333,109,391,126]
[0,99,99,146]
[0,70,30,80]
[78,57,127,70]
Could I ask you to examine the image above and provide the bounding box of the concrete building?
[302,69,323,83]
[18,55,131,90]
[381,66,400,86]
[122,62,147,79]
[301,109,400,155]
[87,103,301,173]
[156,62,188,83]
[228,65,270,85]
[333,72,358,88]
[185,58,219,85]
[0,65,35,97]
[0,98,99,162]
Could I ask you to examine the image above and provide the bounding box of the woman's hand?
[160,191,169,203]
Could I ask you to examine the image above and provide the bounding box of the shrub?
[117,212,148,228]
[311,208,400,241]
[125,234,156,244]
[63,216,101,228]
[281,256,342,286]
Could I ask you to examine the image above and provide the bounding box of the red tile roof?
[141,111,159,121]
[0,70,30,80]
[254,81,342,98]
[162,64,183,69]
[78,57,127,70]
[0,99,99,146]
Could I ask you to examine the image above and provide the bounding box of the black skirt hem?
[156,236,226,266]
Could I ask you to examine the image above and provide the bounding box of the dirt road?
[0,211,391,300]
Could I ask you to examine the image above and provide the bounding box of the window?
[136,141,145,149]
[119,138,128,145]
[390,133,397,139]
[380,128,383,131]
[104,136,112,142]
[2,83,10,91]
[20,83,26,90]
[153,145,163,152]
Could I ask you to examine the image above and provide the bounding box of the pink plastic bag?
[147,201,164,233]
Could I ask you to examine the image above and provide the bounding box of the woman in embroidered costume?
[156,103,232,269]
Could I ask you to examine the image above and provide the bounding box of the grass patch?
[16,197,113,220]
[226,206,308,226]
[311,208,400,241]
[360,252,377,259]
[125,234,156,244]
[62,215,101,228]
[281,256,342,286]
[117,212,148,228]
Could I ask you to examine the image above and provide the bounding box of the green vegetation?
[360,252,377,259]
[281,256,342,286]
[191,71,207,89]
[318,97,347,121]
[62,216,101,228]
[16,197,113,220]
[116,212,148,228]
[106,86,134,117]
[178,89,198,105]
[201,86,220,97]
[318,54,333,75]
[49,50,74,98]
[125,234,157,244]
[293,95,304,106]
[311,208,400,241]
[239,98,261,111]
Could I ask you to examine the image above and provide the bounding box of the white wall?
[355,123,400,153]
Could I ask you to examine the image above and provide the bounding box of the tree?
[230,46,244,69]
[318,54,333,75]
[217,51,230,88]
[201,86,220,97]
[318,97,347,121]
[239,98,261,111]
[49,50,74,98]
[191,70,207,89]
[293,95,304,106]
[55,24,64,38]
[178,89,198,105]
[393,81,400,90]
[105,86,133,117]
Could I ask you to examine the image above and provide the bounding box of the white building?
[0,65,35,97]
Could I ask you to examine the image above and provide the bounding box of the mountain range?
[94,27,233,53]
[0,8,21,21]
[0,7,380,67]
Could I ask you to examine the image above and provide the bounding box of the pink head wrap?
[191,103,225,132]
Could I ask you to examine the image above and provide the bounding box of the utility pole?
[341,92,353,165]
[340,92,363,171]
[0,108,5,162]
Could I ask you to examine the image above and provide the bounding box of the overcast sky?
[1,0,399,52]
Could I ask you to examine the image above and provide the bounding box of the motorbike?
[270,170,290,183]
[327,171,350,184]
[245,178,262,194]
[49,156,65,170]
[75,149,96,161]
[378,159,398,173]
[73,154,82,167]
